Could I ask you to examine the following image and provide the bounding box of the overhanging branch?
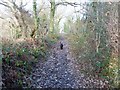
[55,2,82,7]
[0,2,11,8]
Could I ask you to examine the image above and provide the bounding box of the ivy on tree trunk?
[32,0,39,39]
[50,0,55,33]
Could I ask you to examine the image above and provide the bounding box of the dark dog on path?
[60,42,63,50]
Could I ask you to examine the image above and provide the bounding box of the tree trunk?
[50,0,55,33]
[107,3,119,87]
[33,0,39,39]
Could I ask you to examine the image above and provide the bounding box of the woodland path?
[26,37,108,88]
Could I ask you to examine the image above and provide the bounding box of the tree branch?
[55,2,82,7]
[0,2,11,8]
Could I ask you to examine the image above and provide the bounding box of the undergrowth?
[66,28,114,87]
[2,32,60,88]
[1,35,53,88]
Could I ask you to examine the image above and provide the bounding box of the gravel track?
[26,38,109,88]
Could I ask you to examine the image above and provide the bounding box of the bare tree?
[0,0,34,39]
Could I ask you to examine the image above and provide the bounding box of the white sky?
[0,0,119,32]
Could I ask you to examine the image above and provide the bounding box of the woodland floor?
[25,37,109,88]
